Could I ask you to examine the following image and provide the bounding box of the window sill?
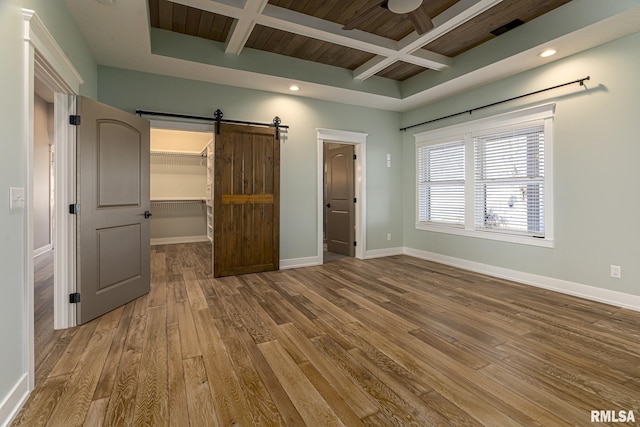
[415,223,554,248]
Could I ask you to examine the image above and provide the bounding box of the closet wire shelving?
[150,145,213,242]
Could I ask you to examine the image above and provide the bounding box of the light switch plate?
[10,187,25,210]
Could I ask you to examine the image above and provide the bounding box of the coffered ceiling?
[148,0,569,81]
[64,0,640,111]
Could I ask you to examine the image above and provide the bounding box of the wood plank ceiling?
[148,0,571,82]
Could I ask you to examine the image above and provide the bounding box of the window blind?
[417,141,465,225]
[474,125,544,235]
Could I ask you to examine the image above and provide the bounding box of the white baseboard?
[33,244,52,258]
[403,247,640,312]
[0,374,29,427]
[364,247,404,259]
[280,256,322,270]
[151,236,209,245]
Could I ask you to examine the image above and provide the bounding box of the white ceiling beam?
[259,5,451,71]
[353,56,397,81]
[169,0,245,19]
[399,0,504,52]
[353,0,504,80]
[353,48,452,81]
[259,5,400,55]
[224,0,269,54]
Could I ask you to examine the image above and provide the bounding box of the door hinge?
[353,154,357,160]
[354,197,357,203]
[69,293,81,304]
[354,241,357,247]
[69,115,81,126]
[69,203,80,214]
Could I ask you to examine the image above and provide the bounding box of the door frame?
[23,10,83,389]
[316,128,367,261]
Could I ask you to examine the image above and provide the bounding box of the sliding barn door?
[213,123,280,277]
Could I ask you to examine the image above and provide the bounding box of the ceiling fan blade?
[408,5,434,35]
[342,1,387,31]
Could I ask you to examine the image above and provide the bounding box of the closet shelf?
[151,149,207,158]
[151,198,206,204]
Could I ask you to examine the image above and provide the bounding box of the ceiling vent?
[490,19,524,36]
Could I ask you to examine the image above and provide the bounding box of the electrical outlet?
[610,265,621,279]
[387,233,392,241]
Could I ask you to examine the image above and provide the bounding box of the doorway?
[32,78,61,377]
[316,128,367,263]
[324,142,355,263]
[149,123,213,246]
[24,9,83,390]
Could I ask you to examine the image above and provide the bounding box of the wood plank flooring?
[14,242,640,426]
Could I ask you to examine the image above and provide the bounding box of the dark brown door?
[76,96,151,324]
[326,144,355,256]
[213,123,279,277]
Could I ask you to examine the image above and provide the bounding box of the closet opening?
[149,121,214,251]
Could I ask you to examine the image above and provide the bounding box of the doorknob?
[326,203,331,208]
[144,210,152,219]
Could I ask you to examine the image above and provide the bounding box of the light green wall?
[98,66,404,258]
[151,27,401,99]
[0,0,96,417]
[22,0,97,97]
[0,0,28,404]
[401,32,640,296]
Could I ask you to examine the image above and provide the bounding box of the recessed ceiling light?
[289,85,299,91]
[539,49,557,58]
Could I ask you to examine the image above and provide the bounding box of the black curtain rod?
[135,109,289,130]
[400,76,590,132]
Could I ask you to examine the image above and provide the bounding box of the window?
[474,125,545,236]
[415,104,554,247]
[417,141,465,225]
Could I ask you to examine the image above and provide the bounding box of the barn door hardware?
[214,109,223,135]
[135,109,290,135]
[273,116,281,140]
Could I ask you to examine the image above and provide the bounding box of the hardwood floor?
[14,242,640,426]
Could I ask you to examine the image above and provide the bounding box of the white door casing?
[23,9,83,393]
[316,128,367,262]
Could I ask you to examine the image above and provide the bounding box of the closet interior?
[150,127,213,245]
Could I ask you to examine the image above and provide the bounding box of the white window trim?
[414,104,555,248]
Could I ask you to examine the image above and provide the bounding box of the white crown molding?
[22,9,83,94]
